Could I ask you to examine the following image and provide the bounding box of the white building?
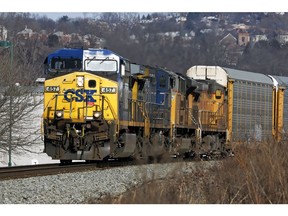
[252,35,268,43]
[276,34,288,44]
[0,25,7,41]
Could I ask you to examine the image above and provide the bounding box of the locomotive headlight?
[77,76,84,87]
[55,110,63,118]
[93,111,102,118]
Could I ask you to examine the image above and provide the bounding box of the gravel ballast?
[0,161,218,204]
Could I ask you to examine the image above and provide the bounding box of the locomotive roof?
[186,65,273,87]
[46,48,128,62]
[47,48,83,59]
[84,48,127,59]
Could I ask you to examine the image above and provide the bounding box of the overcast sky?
[2,0,288,14]
[32,12,99,21]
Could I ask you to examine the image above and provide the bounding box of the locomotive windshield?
[50,58,82,71]
[44,48,84,75]
[84,59,118,72]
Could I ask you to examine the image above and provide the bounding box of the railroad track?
[0,162,101,181]
[0,158,146,181]
[0,155,217,181]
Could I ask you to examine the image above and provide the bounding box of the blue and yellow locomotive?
[42,48,232,163]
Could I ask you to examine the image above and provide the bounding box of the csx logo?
[64,89,96,102]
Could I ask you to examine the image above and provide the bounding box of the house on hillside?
[0,25,7,41]
[249,34,268,47]
[52,31,71,46]
[16,27,48,45]
[232,23,250,31]
[219,33,237,48]
[219,33,244,66]
[83,34,106,48]
[252,34,268,43]
[237,29,250,46]
[176,16,187,23]
[276,33,288,45]
[17,26,33,40]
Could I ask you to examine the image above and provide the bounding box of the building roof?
[219,33,237,44]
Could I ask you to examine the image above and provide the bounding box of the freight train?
[41,48,288,164]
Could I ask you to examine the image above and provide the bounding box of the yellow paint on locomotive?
[170,90,177,137]
[131,77,138,122]
[197,90,226,130]
[275,87,285,141]
[227,80,234,142]
[43,72,118,124]
[186,93,195,126]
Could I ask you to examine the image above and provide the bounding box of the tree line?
[2,12,288,78]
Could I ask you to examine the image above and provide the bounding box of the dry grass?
[204,141,288,204]
[86,141,288,204]
[97,171,207,204]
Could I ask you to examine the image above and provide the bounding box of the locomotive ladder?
[188,109,200,128]
[208,102,226,128]
[136,100,150,138]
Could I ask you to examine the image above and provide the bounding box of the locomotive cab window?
[180,78,186,94]
[215,89,222,99]
[50,58,82,71]
[52,59,65,70]
[88,80,96,88]
[85,59,118,72]
[170,77,175,89]
[159,76,167,88]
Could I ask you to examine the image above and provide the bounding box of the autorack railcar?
[187,65,284,144]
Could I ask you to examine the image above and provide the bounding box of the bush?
[88,141,288,204]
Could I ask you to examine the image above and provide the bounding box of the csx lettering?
[64,89,96,102]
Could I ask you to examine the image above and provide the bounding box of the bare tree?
[0,45,43,164]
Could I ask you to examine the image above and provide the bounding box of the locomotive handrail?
[41,94,57,138]
[102,95,118,121]
[129,98,170,120]
[188,108,201,129]
[208,101,226,127]
[129,98,149,123]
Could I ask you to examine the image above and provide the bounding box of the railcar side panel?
[281,88,288,133]
[231,80,273,142]
[270,75,288,141]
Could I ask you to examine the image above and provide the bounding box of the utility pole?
[0,40,13,167]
